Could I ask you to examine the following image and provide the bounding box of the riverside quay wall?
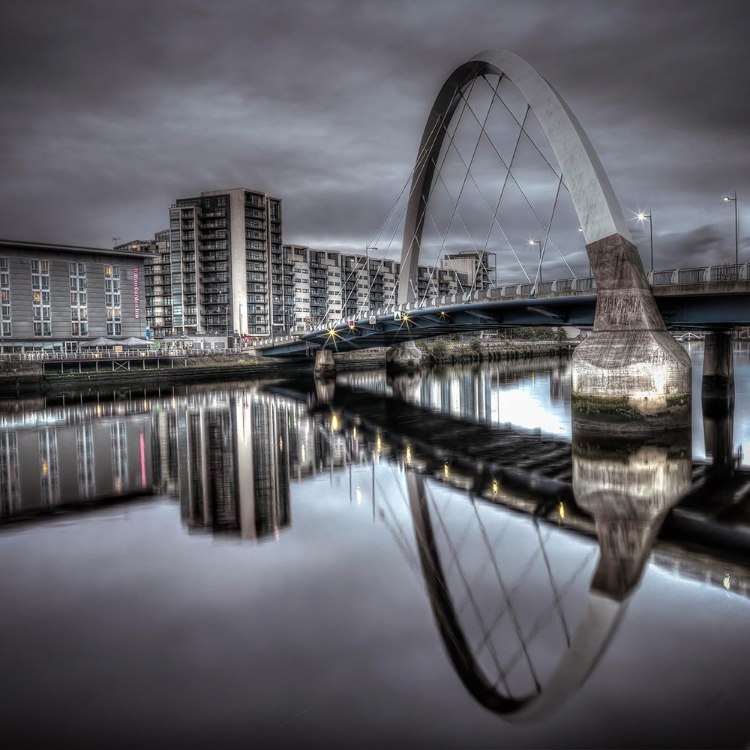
[0,341,573,394]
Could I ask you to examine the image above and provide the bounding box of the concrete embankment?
[0,340,573,395]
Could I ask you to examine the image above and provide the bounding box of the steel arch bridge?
[396,49,628,306]
[259,50,750,359]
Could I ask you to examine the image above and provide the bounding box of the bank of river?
[0,340,573,394]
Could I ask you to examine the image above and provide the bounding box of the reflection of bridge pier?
[702,330,735,405]
[572,431,692,599]
[703,399,735,470]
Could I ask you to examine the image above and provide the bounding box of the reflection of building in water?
[39,428,60,505]
[0,431,20,515]
[110,421,128,494]
[76,424,95,499]
[0,415,152,518]
[156,391,294,540]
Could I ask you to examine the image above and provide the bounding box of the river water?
[1,344,749,748]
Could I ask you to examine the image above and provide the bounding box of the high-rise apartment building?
[140,188,291,340]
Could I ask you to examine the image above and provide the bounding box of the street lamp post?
[528,239,542,284]
[636,211,653,272]
[722,192,739,265]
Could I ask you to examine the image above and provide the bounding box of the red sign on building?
[133,268,140,320]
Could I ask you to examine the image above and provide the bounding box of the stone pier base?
[702,330,734,403]
[572,233,692,434]
[572,330,692,433]
[313,348,336,375]
[386,342,423,371]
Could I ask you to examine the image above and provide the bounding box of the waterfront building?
[283,244,470,331]
[137,188,290,341]
[0,239,150,353]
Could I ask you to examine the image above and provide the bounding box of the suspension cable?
[418,75,502,305]
[394,76,479,305]
[441,103,533,284]
[330,86,461,323]
[456,90,578,280]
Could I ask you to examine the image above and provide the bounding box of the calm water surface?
[1,344,750,748]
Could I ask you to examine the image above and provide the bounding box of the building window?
[69,263,88,336]
[104,265,122,336]
[31,260,51,336]
[0,258,10,337]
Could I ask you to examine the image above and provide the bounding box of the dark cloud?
[1,0,749,277]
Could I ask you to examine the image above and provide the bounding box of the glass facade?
[31,259,51,336]
[69,262,88,337]
[0,258,10,337]
[104,264,122,336]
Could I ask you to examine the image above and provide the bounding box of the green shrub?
[431,339,448,359]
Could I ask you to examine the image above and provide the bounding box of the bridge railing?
[710,264,746,282]
[256,264,750,348]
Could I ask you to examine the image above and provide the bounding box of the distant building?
[0,239,150,353]
[284,245,470,331]
[440,250,495,291]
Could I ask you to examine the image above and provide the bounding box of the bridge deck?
[259,278,750,357]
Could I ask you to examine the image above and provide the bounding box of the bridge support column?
[572,233,692,433]
[386,342,423,372]
[702,330,734,403]
[314,348,336,375]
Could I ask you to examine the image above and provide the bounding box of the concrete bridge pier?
[572,234,692,434]
[314,348,336,375]
[386,342,423,372]
[702,330,734,405]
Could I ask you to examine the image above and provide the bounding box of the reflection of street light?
[722,192,739,265]
[636,210,653,272]
[528,239,542,283]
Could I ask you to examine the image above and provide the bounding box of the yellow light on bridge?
[443,461,450,479]
[331,413,339,432]
[492,478,499,497]
[42,459,48,476]
[405,445,412,466]
[558,502,566,520]
[376,434,382,454]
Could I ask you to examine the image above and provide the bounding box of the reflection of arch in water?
[407,471,625,720]
[407,429,693,719]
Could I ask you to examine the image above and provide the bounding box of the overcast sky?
[2,0,750,278]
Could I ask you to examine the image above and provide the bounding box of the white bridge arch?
[397,49,630,304]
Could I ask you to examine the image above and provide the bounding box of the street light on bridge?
[636,210,653,272]
[722,192,739,265]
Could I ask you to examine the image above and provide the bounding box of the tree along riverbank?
[0,339,575,395]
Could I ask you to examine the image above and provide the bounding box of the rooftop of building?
[0,239,158,259]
